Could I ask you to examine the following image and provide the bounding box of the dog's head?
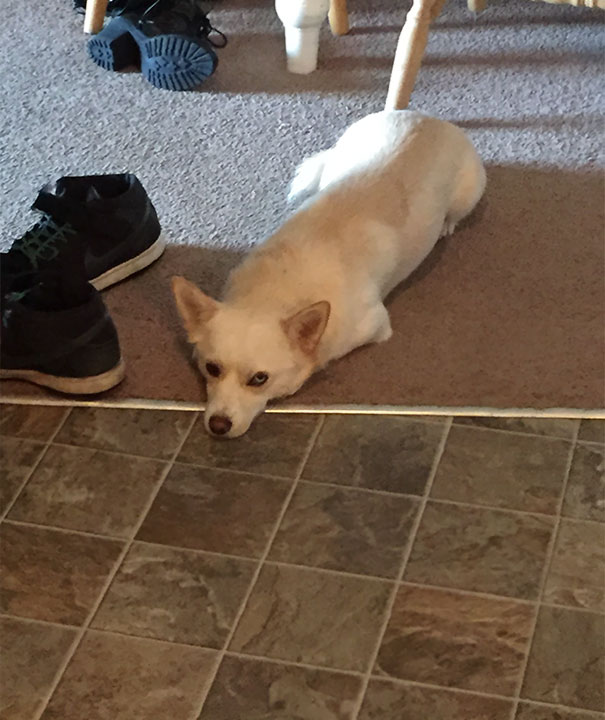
[172,276,330,438]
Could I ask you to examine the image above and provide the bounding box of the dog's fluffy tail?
[287,150,331,204]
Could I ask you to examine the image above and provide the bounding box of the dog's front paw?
[287,172,311,204]
[374,323,393,343]
[440,218,457,238]
[287,151,329,204]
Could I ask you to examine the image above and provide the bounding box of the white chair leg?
[275,0,330,74]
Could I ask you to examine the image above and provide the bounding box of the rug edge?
[1,395,604,419]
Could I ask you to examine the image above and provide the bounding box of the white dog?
[173,110,486,437]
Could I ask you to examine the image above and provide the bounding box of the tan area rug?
[1,0,604,411]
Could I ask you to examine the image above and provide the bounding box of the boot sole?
[88,30,140,71]
[0,359,125,395]
[141,35,217,91]
[88,17,217,90]
[91,233,167,290]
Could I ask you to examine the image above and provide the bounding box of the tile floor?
[0,404,604,720]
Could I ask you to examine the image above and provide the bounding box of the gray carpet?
[1,0,604,411]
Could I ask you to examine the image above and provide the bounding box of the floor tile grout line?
[298,477,573,522]
[297,477,430,500]
[44,439,299,482]
[397,579,537,607]
[449,421,580,443]
[540,514,605,529]
[8,438,175,467]
[3,411,595,442]
[221,648,364,677]
[365,674,518,705]
[0,612,81,632]
[0,615,214,651]
[55,530,605,611]
[538,600,605,616]
[6,413,590,524]
[420,495,566,521]
[5,483,602,546]
[230,557,396,585]
[293,477,599,525]
[5,411,599,699]
[508,700,605,718]
[127,539,398,585]
[172,457,300,483]
[42,436,320,484]
[576,439,605,449]
[1,446,47,522]
[4,524,602,613]
[366,675,605,716]
[397,580,605,616]
[6,411,599,714]
[31,411,200,720]
[2,518,130,542]
[223,647,605,714]
[0,407,72,523]
[3,412,590,472]
[222,649,522,705]
[3,585,602,652]
[7,474,602,546]
[5,612,602,717]
[132,539,261,565]
[80,625,219,653]
[188,414,326,720]
[351,417,454,720]
[361,675,546,709]
[509,422,580,719]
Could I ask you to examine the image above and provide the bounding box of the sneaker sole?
[0,359,126,395]
[141,35,217,91]
[91,233,167,291]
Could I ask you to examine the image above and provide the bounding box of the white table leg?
[275,0,330,74]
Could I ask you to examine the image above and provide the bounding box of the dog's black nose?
[208,415,232,436]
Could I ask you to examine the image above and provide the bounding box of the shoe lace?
[10,216,77,271]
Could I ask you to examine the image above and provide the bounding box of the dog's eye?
[248,371,269,387]
[205,362,221,378]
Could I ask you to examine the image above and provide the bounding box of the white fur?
[287,149,331,203]
[174,110,486,437]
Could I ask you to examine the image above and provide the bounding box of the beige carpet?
[1,0,604,411]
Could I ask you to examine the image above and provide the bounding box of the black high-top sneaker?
[1,174,164,292]
[0,268,125,395]
[87,0,227,91]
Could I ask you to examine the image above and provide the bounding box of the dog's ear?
[281,301,330,356]
[171,276,219,342]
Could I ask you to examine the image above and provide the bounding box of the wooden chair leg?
[467,0,487,11]
[385,0,446,111]
[431,0,447,19]
[329,0,349,35]
[84,0,109,34]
